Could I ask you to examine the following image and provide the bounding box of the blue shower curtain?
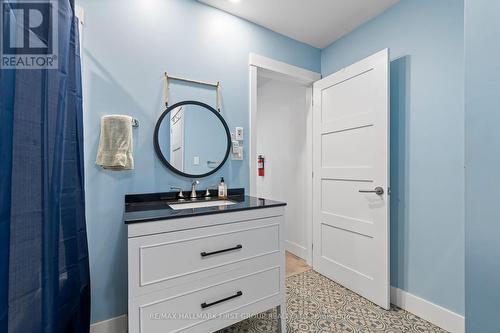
[0,1,91,332]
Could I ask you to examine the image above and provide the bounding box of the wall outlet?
[235,127,244,141]
[193,156,199,165]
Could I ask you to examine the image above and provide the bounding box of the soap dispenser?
[218,177,227,199]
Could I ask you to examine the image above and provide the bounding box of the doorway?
[246,52,453,333]
[250,50,391,309]
[249,54,320,265]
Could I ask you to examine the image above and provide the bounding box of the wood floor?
[285,251,310,277]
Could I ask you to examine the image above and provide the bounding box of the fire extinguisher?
[258,155,265,177]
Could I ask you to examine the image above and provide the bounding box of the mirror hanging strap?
[216,82,221,113]
[163,73,170,108]
[163,73,221,112]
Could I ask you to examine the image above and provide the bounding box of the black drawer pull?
[201,291,243,309]
[200,244,242,257]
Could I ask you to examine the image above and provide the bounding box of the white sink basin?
[168,199,236,210]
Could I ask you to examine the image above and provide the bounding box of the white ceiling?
[199,0,399,49]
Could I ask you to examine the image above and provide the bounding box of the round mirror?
[154,101,231,178]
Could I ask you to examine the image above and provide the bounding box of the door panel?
[320,223,375,278]
[321,125,374,168]
[321,180,376,224]
[321,68,378,123]
[313,49,390,309]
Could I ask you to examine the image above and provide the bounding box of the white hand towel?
[95,115,134,170]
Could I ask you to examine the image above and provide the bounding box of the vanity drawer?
[128,217,281,297]
[131,266,281,333]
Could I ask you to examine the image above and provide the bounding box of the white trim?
[248,54,319,268]
[249,53,320,196]
[75,5,85,25]
[249,64,258,197]
[90,315,127,333]
[304,85,314,266]
[286,240,308,260]
[391,287,465,333]
[75,5,84,53]
[249,53,321,84]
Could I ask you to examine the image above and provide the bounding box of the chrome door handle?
[359,187,384,195]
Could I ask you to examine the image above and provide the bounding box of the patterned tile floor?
[218,270,447,333]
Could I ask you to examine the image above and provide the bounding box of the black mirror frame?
[153,100,232,178]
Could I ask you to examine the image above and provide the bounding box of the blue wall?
[321,0,465,314]
[464,0,500,331]
[79,0,468,323]
[77,0,320,323]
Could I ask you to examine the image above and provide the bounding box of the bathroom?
[0,0,498,332]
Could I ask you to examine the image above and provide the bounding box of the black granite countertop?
[123,188,286,224]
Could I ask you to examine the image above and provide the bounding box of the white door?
[312,49,390,309]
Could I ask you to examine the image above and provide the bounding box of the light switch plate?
[193,156,200,165]
[231,146,243,160]
[235,127,244,141]
[232,140,239,152]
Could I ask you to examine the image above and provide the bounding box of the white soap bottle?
[218,177,227,199]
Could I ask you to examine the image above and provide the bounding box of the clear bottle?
[218,177,227,199]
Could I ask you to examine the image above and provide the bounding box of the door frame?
[248,53,321,264]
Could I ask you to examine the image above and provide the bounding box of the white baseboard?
[390,287,464,333]
[285,240,308,260]
[90,314,127,333]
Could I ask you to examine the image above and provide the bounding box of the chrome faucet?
[190,180,199,199]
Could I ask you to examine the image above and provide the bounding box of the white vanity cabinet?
[127,206,286,333]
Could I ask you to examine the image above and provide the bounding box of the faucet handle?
[192,180,199,185]
[170,186,185,199]
[204,185,217,197]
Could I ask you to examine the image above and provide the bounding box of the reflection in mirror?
[155,102,230,177]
